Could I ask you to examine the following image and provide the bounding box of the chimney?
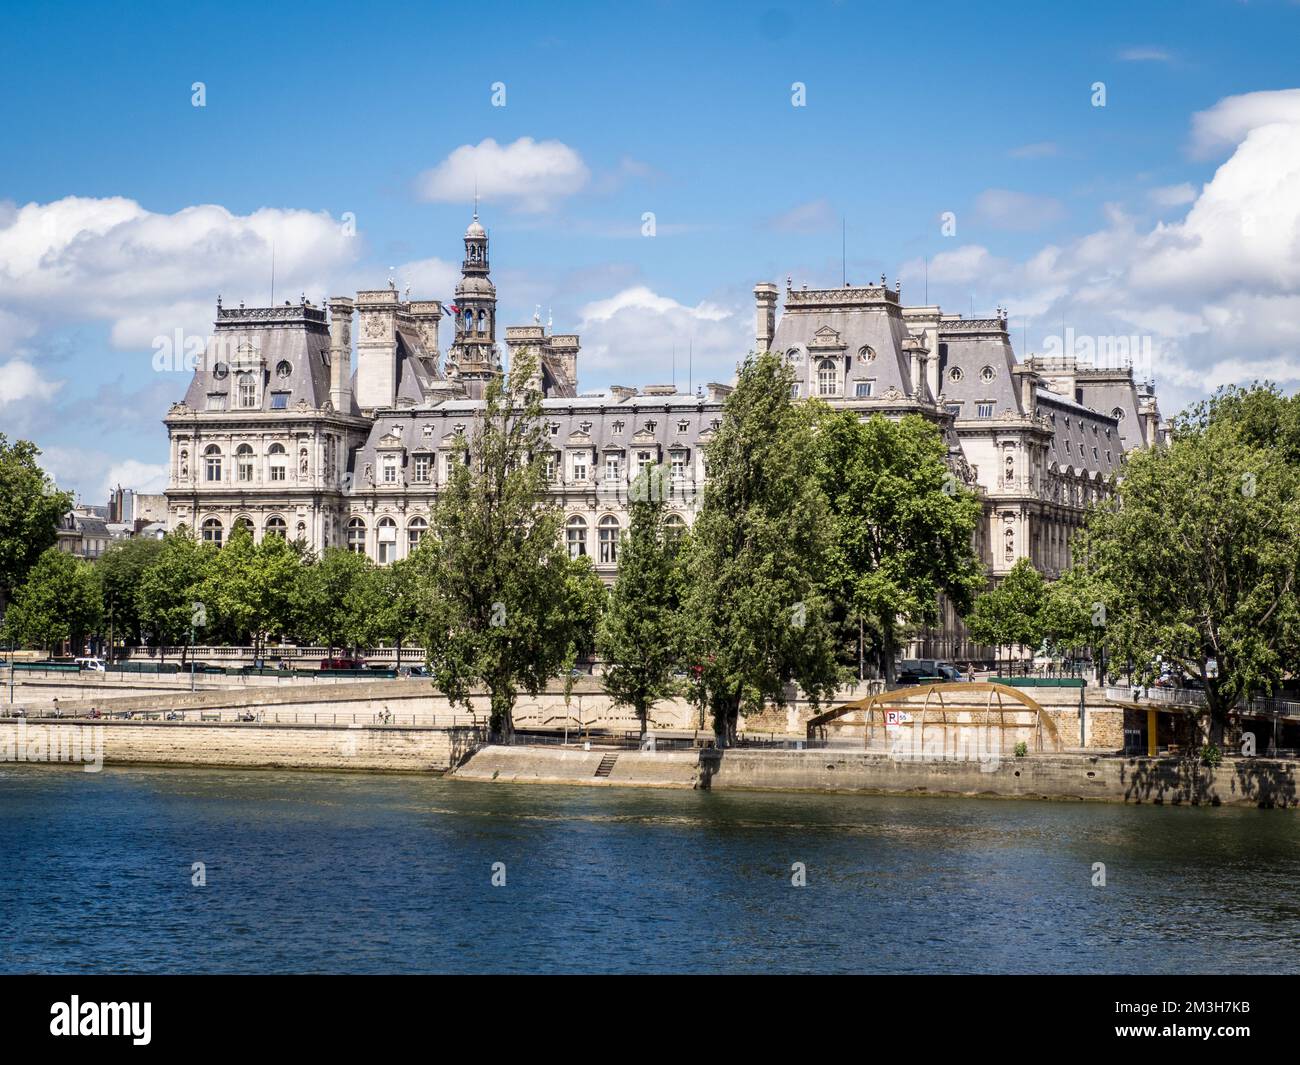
[328,297,354,412]
[408,300,443,373]
[903,334,929,400]
[1013,365,1038,417]
[753,283,778,353]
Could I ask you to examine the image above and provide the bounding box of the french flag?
[445,301,459,315]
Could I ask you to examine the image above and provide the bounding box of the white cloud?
[1118,46,1173,63]
[932,90,1300,413]
[1009,141,1060,159]
[766,198,837,234]
[0,358,63,407]
[0,196,359,351]
[973,188,1065,231]
[1148,182,1197,207]
[575,286,747,386]
[100,459,169,496]
[416,137,589,213]
[1190,88,1300,158]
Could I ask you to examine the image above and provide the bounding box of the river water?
[1,765,1296,974]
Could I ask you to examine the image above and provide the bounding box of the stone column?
[329,297,354,413]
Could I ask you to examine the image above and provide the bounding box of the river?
[1,765,1296,974]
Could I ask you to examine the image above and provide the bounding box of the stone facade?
[162,216,1164,658]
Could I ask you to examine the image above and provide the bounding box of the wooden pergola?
[806,682,1063,755]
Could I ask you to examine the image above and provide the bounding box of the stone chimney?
[1012,365,1039,417]
[328,297,354,412]
[754,283,778,353]
[408,300,442,372]
[903,334,930,400]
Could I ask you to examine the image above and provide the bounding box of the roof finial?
[473,177,479,221]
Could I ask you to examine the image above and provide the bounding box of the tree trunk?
[489,687,515,743]
[638,705,648,742]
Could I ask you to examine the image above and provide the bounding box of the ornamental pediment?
[376,431,404,449]
[566,430,593,446]
[808,326,845,350]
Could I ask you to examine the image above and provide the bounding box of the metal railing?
[1107,685,1300,718]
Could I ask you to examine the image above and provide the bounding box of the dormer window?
[237,374,257,408]
[980,366,995,383]
[677,420,690,433]
[611,420,624,433]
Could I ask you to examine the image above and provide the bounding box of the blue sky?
[3,0,1300,500]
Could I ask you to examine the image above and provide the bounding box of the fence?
[1107,685,1300,719]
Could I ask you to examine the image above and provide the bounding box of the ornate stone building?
[163,216,1163,659]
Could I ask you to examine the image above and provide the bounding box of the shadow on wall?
[1120,757,1298,808]
[695,750,721,790]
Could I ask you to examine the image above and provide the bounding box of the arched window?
[265,515,287,539]
[598,515,620,564]
[376,517,398,564]
[233,516,254,539]
[237,373,257,408]
[204,445,222,482]
[408,517,428,553]
[477,309,487,334]
[236,443,254,482]
[201,517,223,546]
[817,359,838,397]
[347,517,366,555]
[565,516,587,559]
[664,513,687,543]
[268,442,287,482]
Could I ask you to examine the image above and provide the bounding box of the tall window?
[670,450,687,481]
[382,458,398,484]
[413,455,431,482]
[817,359,838,397]
[636,450,654,474]
[265,516,287,538]
[204,445,222,482]
[605,453,621,482]
[237,373,257,408]
[598,516,620,564]
[565,516,587,558]
[571,450,588,482]
[236,444,254,482]
[347,517,366,555]
[201,517,223,546]
[544,453,558,482]
[408,517,428,553]
[268,442,287,481]
[376,517,397,564]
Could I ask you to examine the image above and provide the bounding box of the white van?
[75,657,106,672]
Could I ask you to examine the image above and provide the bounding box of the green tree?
[0,435,72,609]
[1039,567,1100,666]
[680,351,842,745]
[597,466,683,739]
[965,558,1047,673]
[2,547,101,653]
[294,547,371,655]
[135,527,215,663]
[814,409,983,682]
[347,556,424,664]
[1070,421,1300,742]
[97,536,165,655]
[413,353,596,737]
[196,526,302,657]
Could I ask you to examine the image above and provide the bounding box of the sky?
[2,0,1300,501]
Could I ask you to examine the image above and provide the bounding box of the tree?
[2,547,101,653]
[0,435,72,609]
[97,536,165,655]
[679,351,843,745]
[413,353,595,738]
[195,526,301,657]
[965,558,1047,673]
[597,466,684,740]
[294,547,371,655]
[1070,420,1300,743]
[348,556,423,663]
[814,409,983,682]
[1039,567,1100,667]
[135,528,216,663]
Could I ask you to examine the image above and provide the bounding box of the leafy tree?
[597,466,683,739]
[97,536,164,654]
[2,547,101,653]
[348,556,423,663]
[1070,421,1300,742]
[413,353,595,737]
[0,435,72,608]
[196,526,301,657]
[813,409,983,682]
[135,527,215,663]
[294,547,371,655]
[679,351,842,745]
[1177,382,1300,468]
[965,558,1046,673]
[1039,568,1100,664]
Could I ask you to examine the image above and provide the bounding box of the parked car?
[397,664,429,678]
[320,657,367,671]
[896,659,963,684]
[75,657,106,672]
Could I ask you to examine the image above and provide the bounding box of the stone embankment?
[451,744,1299,808]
